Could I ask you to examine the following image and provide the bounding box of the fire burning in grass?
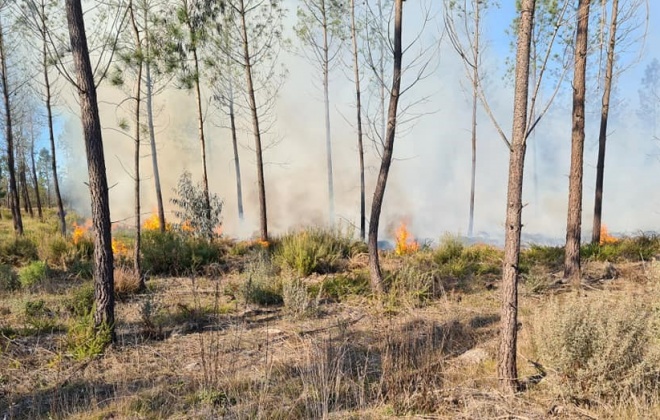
[72,221,92,245]
[600,224,618,245]
[395,221,419,255]
[142,212,172,231]
[112,237,131,258]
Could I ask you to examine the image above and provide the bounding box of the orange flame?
[395,221,419,255]
[112,237,131,258]
[600,224,618,245]
[72,220,92,245]
[181,220,194,232]
[143,211,171,231]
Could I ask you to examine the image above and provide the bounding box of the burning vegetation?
[600,224,618,245]
[395,221,419,255]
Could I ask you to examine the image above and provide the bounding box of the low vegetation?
[0,212,659,418]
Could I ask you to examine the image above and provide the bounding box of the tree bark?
[228,83,244,221]
[592,0,618,245]
[39,7,66,234]
[65,0,115,337]
[321,0,335,225]
[350,0,365,241]
[191,45,212,217]
[239,0,268,242]
[0,17,23,235]
[468,0,480,238]
[564,0,590,286]
[29,131,43,220]
[498,0,535,394]
[368,0,403,294]
[144,7,166,233]
[19,158,33,218]
[129,0,144,287]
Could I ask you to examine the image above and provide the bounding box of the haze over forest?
[14,0,660,242]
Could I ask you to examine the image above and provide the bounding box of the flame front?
[143,211,171,231]
[600,224,618,245]
[72,220,92,245]
[112,237,131,258]
[395,221,419,255]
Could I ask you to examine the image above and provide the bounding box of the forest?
[1,0,660,418]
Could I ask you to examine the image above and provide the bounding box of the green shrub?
[0,264,19,292]
[520,245,564,272]
[18,261,49,288]
[432,237,503,281]
[66,314,112,361]
[0,237,39,265]
[274,228,356,276]
[141,230,223,275]
[65,283,95,318]
[322,271,370,301]
[23,299,61,334]
[282,278,319,317]
[74,236,95,261]
[532,295,660,403]
[387,262,440,307]
[45,235,70,266]
[241,255,282,306]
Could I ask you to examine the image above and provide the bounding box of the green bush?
[0,237,39,265]
[520,245,564,272]
[532,295,660,403]
[45,235,70,266]
[23,299,61,334]
[65,283,95,318]
[581,234,660,263]
[18,261,49,288]
[282,278,319,317]
[322,271,370,301]
[432,237,503,280]
[387,262,440,307]
[0,264,19,292]
[66,314,112,361]
[274,228,356,276]
[141,230,223,275]
[241,255,282,306]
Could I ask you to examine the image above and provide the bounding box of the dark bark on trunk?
[351,0,365,241]
[19,160,33,218]
[0,18,23,235]
[29,135,43,220]
[564,0,590,286]
[42,18,66,235]
[498,0,535,394]
[368,0,403,294]
[129,0,144,288]
[592,0,618,245]
[65,0,115,337]
[239,0,268,242]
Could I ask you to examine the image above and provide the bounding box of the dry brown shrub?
[114,266,142,297]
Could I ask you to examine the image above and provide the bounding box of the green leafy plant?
[66,314,113,361]
[171,171,223,240]
[0,264,19,292]
[18,261,49,288]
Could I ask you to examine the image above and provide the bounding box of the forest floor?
[0,211,659,419]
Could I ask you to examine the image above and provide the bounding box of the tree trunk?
[468,0,480,238]
[29,132,43,220]
[0,17,23,235]
[498,0,535,394]
[564,0,590,286]
[368,0,403,294]
[65,0,115,337]
[41,16,66,235]
[129,0,144,288]
[228,84,244,221]
[350,0,365,241]
[321,0,335,225]
[592,0,618,245]
[191,45,212,217]
[19,159,34,218]
[239,0,268,242]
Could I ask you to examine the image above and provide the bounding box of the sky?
[50,0,660,244]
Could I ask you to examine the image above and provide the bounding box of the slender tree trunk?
[65,0,115,337]
[129,0,144,287]
[239,0,268,242]
[351,0,365,241]
[29,133,43,220]
[41,19,66,235]
[368,0,403,294]
[0,18,23,235]
[321,1,335,225]
[564,0,590,286]
[19,160,33,218]
[190,42,211,216]
[498,0,535,394]
[228,85,244,221]
[378,0,386,143]
[468,0,480,238]
[143,10,166,233]
[592,0,618,245]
